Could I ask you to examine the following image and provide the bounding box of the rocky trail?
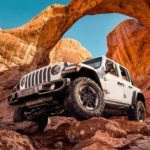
[0,116,150,150]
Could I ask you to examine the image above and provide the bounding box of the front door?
[103,60,124,103]
[104,74,124,102]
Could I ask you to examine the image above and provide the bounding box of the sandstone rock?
[0,0,149,73]
[0,116,150,149]
[112,117,150,136]
[18,117,127,149]
[73,131,129,150]
[107,19,150,114]
[0,130,35,150]
[131,136,150,150]
[66,117,127,143]
[0,121,38,134]
[49,38,92,64]
[28,118,73,150]
[92,131,129,149]
[0,100,14,122]
[72,138,115,150]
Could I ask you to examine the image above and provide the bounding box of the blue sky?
[0,0,130,57]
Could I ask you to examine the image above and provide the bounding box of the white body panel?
[102,73,124,102]
[95,56,141,106]
[121,79,133,105]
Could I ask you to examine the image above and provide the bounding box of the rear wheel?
[65,77,105,119]
[128,101,146,122]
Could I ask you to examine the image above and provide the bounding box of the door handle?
[129,86,133,89]
[117,82,124,86]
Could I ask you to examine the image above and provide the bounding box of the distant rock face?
[49,38,92,64]
[1,0,150,70]
[107,19,150,114]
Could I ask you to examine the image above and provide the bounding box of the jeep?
[8,56,146,131]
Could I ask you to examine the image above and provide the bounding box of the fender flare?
[63,66,103,90]
[132,91,146,107]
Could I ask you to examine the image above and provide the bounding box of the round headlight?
[21,78,25,86]
[51,65,61,75]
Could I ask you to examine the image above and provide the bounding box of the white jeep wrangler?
[8,56,146,131]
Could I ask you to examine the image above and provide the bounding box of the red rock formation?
[0,130,35,150]
[49,38,92,64]
[1,0,150,69]
[107,19,150,114]
[1,116,150,150]
[0,0,149,104]
[0,1,149,149]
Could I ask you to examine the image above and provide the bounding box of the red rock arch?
[4,0,150,67]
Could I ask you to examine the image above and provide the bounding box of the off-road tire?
[35,117,48,132]
[64,77,105,119]
[128,101,146,122]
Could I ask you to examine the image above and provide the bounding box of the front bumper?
[8,78,70,105]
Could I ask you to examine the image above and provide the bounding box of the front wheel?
[65,77,105,119]
[128,101,146,122]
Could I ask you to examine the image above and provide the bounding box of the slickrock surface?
[1,117,150,150]
[0,130,35,150]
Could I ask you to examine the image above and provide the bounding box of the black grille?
[28,74,31,87]
[43,68,47,82]
[47,67,51,82]
[24,67,51,89]
[25,76,28,88]
[32,73,35,86]
[35,71,39,85]
[39,70,43,84]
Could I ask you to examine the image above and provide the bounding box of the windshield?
[83,57,102,69]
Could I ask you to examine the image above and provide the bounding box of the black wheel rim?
[78,85,99,110]
[137,106,145,121]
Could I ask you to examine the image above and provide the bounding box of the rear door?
[119,66,134,105]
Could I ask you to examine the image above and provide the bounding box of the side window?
[119,67,130,82]
[105,60,118,77]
